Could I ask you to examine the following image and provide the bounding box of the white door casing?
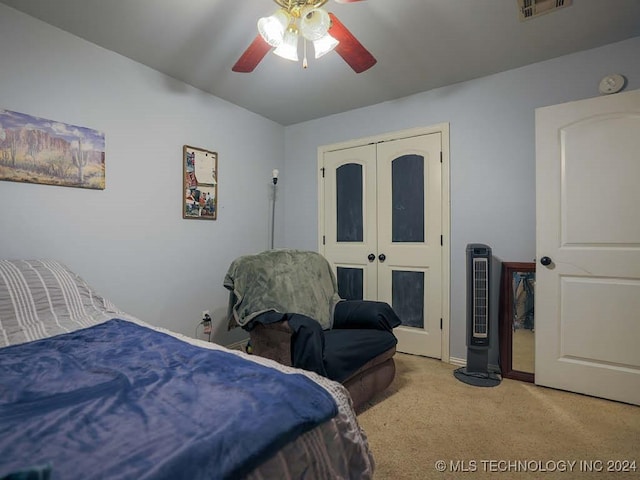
[535,88,640,405]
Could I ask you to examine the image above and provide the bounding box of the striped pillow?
[0,260,122,348]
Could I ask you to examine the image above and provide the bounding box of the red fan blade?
[232,35,271,73]
[328,13,376,73]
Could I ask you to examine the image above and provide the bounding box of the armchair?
[224,249,401,411]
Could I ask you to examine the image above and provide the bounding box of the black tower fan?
[454,244,501,387]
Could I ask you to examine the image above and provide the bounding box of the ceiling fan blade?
[232,35,271,73]
[328,13,376,73]
[334,0,366,3]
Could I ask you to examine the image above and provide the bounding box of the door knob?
[368,253,375,262]
[540,256,552,266]
[378,253,386,262]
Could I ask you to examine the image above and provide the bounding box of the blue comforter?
[0,319,337,480]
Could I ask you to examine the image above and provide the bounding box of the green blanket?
[224,249,342,330]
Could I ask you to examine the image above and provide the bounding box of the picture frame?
[183,145,217,220]
[0,108,105,190]
[499,262,536,383]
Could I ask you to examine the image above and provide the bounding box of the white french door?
[535,88,640,405]
[319,127,449,359]
[321,143,378,300]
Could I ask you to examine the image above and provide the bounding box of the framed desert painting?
[0,109,105,189]
[183,145,217,220]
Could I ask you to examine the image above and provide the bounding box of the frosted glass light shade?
[274,28,299,61]
[258,10,289,47]
[300,7,331,41]
[313,33,339,58]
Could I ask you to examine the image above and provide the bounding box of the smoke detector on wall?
[518,0,573,21]
[598,74,626,95]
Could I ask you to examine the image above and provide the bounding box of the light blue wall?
[282,36,640,362]
[2,1,638,359]
[0,4,284,344]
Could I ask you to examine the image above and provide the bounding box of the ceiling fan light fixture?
[257,9,289,47]
[234,0,376,73]
[273,27,299,61]
[300,7,331,41]
[313,33,339,58]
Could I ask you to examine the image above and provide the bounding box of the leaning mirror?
[499,262,535,382]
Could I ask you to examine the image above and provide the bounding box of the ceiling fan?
[232,0,376,74]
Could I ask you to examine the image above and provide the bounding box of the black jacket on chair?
[246,300,400,382]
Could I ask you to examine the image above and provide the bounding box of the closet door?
[377,134,442,358]
[321,132,443,359]
[322,144,378,301]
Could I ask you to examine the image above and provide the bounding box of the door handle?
[368,253,375,262]
[378,253,386,262]
[540,256,552,267]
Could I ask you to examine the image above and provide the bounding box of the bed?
[0,260,375,480]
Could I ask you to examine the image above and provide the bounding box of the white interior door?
[322,144,378,300]
[376,134,443,358]
[535,88,640,405]
[320,130,445,359]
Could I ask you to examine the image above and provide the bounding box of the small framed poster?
[183,145,217,220]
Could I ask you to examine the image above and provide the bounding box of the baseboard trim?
[449,356,466,367]
[226,339,248,352]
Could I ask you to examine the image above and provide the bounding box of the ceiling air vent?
[518,0,572,21]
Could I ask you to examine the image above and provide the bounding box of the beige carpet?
[357,353,640,480]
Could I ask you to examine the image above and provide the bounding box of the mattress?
[0,259,375,479]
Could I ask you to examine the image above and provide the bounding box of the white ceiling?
[2,0,639,125]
